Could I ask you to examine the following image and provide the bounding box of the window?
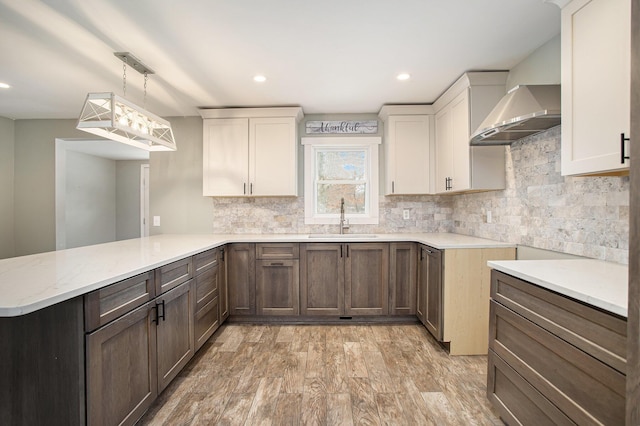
[302,137,380,225]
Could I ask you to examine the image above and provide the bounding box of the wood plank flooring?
[138,324,503,425]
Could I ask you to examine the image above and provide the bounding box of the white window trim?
[302,137,381,225]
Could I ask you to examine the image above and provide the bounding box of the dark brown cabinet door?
[389,243,417,315]
[86,302,157,426]
[156,279,195,393]
[256,259,300,315]
[228,243,256,315]
[345,243,389,316]
[416,246,428,324]
[424,246,443,340]
[194,263,220,350]
[219,246,230,321]
[300,243,344,316]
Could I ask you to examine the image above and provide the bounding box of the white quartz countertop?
[488,259,628,317]
[0,233,513,317]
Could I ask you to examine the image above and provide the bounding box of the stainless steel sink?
[308,234,378,239]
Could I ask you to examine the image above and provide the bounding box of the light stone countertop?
[488,259,628,317]
[0,233,514,317]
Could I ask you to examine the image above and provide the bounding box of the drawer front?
[195,296,219,350]
[156,257,193,295]
[487,350,574,426]
[84,271,155,332]
[256,243,299,260]
[194,248,218,275]
[490,301,625,426]
[491,270,626,373]
[195,264,219,311]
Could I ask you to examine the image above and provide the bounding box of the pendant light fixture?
[76,52,177,151]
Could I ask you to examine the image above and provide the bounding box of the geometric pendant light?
[76,52,177,151]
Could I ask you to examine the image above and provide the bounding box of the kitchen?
[0,0,638,425]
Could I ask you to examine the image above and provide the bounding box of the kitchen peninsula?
[1,232,514,426]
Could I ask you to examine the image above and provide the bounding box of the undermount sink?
[308,234,378,239]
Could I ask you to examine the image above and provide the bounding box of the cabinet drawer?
[488,350,574,426]
[194,248,218,275]
[256,243,299,260]
[195,264,219,311]
[490,301,625,425]
[156,257,193,295]
[84,271,155,332]
[195,296,219,350]
[491,270,626,373]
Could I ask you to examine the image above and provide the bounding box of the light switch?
[403,209,410,220]
[153,216,161,226]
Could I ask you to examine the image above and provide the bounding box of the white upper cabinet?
[379,105,434,195]
[201,108,303,196]
[434,72,508,194]
[560,0,631,176]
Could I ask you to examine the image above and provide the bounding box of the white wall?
[506,34,560,91]
[116,160,146,240]
[64,151,116,248]
[0,117,15,259]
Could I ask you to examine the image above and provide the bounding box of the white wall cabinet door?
[435,106,454,193]
[561,0,631,176]
[202,108,301,197]
[385,115,433,195]
[249,117,298,196]
[203,118,249,196]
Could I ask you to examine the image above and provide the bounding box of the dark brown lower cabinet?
[194,253,221,350]
[389,243,417,315]
[86,302,157,426]
[256,259,300,315]
[416,245,442,340]
[86,279,195,426]
[219,246,229,322]
[488,270,627,425]
[299,243,389,317]
[228,243,256,315]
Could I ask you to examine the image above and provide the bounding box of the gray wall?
[149,116,213,235]
[14,119,88,256]
[116,160,146,241]
[0,117,15,259]
[506,34,561,91]
[64,151,116,248]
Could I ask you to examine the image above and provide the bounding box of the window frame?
[302,136,381,225]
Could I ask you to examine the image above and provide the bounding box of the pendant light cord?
[122,59,127,98]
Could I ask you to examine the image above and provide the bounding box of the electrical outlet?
[403,209,410,220]
[486,211,492,224]
[153,216,161,226]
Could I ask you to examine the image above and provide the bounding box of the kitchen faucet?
[339,197,349,234]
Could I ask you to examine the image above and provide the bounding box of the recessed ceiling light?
[253,75,267,83]
[396,73,411,81]
[0,82,10,89]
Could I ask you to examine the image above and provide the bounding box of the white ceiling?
[0,0,560,120]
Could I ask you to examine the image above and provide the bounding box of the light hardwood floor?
[138,323,503,425]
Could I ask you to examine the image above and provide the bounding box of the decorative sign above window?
[305,120,378,135]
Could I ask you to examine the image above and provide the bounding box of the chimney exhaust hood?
[470,84,561,146]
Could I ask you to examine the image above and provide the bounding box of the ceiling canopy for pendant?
[76,52,177,151]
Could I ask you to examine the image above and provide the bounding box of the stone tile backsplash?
[211,126,629,264]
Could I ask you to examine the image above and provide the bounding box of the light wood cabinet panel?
[256,259,300,315]
[345,243,389,316]
[561,0,631,176]
[228,243,256,315]
[434,72,507,194]
[389,243,417,315]
[379,106,434,195]
[156,280,195,393]
[300,243,345,316]
[86,302,157,426]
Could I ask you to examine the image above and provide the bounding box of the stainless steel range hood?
[470,84,561,145]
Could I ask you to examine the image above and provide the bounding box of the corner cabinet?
[201,107,304,196]
[433,72,507,194]
[379,105,434,195]
[560,0,631,176]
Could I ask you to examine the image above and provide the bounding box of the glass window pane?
[317,183,366,214]
[317,150,366,181]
